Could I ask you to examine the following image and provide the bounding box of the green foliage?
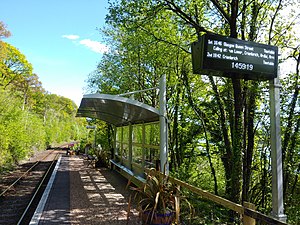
[0,21,87,171]
[131,169,185,224]
[0,21,11,39]
[0,42,33,90]
[0,90,45,167]
[0,81,87,171]
[85,0,300,223]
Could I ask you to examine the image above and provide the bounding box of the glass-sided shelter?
[76,93,162,180]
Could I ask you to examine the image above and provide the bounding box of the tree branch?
[209,0,231,24]
[139,26,190,54]
[162,0,208,35]
[268,0,283,44]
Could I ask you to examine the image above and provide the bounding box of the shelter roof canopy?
[76,93,160,126]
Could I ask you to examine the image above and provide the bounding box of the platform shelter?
[76,77,168,183]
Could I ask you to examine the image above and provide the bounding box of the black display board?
[192,33,278,80]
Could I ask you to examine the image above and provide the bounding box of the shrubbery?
[0,89,87,171]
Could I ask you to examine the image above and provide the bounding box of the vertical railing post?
[159,74,168,174]
[243,202,256,225]
[269,76,287,221]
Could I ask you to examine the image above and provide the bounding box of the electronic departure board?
[191,33,278,80]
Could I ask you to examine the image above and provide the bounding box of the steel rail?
[17,152,60,225]
[0,150,55,197]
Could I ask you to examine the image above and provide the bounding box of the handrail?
[168,175,244,214]
[118,165,288,224]
[168,175,287,224]
[244,208,287,225]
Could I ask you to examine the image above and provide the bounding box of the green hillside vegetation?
[0,22,87,171]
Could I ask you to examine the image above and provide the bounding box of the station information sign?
[192,33,278,80]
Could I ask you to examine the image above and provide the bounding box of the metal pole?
[142,124,146,169]
[94,126,97,151]
[159,74,168,174]
[269,76,287,222]
[129,123,133,170]
[113,126,116,161]
[86,125,96,155]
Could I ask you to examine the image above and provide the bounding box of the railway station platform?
[30,154,141,225]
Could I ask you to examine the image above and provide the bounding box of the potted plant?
[130,169,188,225]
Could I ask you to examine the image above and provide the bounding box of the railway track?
[0,150,61,225]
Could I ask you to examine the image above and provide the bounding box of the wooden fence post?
[243,202,256,225]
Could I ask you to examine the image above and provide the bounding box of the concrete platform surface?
[30,155,141,225]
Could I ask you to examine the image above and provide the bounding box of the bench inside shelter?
[110,159,145,186]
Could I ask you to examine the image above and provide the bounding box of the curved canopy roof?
[76,93,160,126]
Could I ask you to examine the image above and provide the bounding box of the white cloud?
[79,39,109,54]
[62,34,80,40]
[62,35,109,54]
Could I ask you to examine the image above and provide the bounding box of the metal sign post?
[191,33,287,221]
[269,76,287,222]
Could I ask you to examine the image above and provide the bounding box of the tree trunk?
[242,81,258,202]
[230,77,243,203]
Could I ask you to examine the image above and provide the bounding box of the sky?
[0,0,109,106]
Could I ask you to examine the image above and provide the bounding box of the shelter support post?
[86,125,96,154]
[94,127,97,151]
[269,77,287,222]
[129,124,133,170]
[114,126,117,160]
[159,74,168,174]
[142,124,146,168]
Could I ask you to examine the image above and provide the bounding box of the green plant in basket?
[130,168,191,225]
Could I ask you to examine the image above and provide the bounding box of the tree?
[0,42,33,90]
[88,0,300,222]
[0,23,88,169]
[281,47,300,203]
[0,21,11,39]
[0,21,11,82]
